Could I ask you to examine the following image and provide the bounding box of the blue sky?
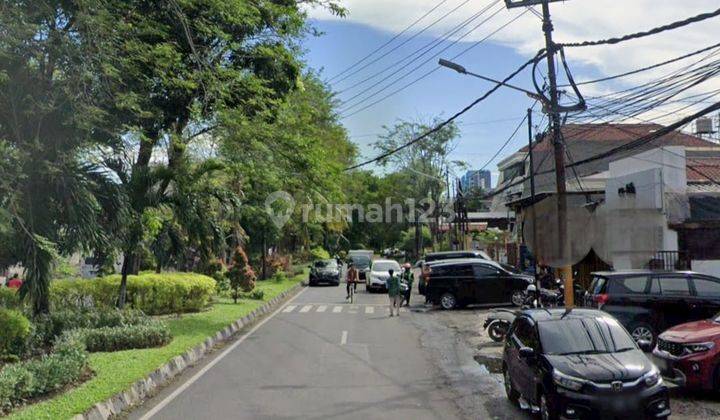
[300,1,720,185]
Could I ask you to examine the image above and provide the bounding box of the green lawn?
[10,273,304,420]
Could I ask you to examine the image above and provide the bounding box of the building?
[491,123,720,282]
[460,169,491,192]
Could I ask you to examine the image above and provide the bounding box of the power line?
[331,0,469,85]
[560,7,720,48]
[566,41,720,87]
[345,54,540,170]
[328,0,452,83]
[336,1,497,95]
[340,3,505,114]
[341,9,529,118]
[477,112,530,172]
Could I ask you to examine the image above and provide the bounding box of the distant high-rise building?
[460,169,491,192]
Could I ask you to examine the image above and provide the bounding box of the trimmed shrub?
[0,288,20,309]
[31,308,149,347]
[239,289,265,300]
[50,272,216,315]
[0,333,87,415]
[226,248,256,303]
[71,321,171,352]
[0,309,31,358]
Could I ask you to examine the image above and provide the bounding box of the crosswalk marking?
[281,304,411,314]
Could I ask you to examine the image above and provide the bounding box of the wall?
[692,260,720,278]
[602,146,687,269]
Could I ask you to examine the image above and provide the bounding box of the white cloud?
[309,0,720,124]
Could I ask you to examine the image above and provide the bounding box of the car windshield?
[500,263,521,274]
[372,262,399,272]
[351,256,371,268]
[314,260,337,268]
[538,316,636,355]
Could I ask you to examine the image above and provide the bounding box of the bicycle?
[347,280,356,304]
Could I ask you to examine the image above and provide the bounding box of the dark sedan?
[308,259,341,286]
[503,308,670,420]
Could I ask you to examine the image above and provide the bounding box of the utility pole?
[527,108,537,277]
[506,0,573,306]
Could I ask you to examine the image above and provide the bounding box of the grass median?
[9,272,305,420]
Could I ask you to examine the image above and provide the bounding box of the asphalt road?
[129,280,519,420]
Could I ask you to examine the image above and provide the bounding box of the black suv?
[308,259,340,286]
[584,270,720,346]
[425,258,533,309]
[424,250,491,263]
[503,308,670,420]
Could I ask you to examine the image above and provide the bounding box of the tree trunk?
[261,230,267,280]
[118,251,132,309]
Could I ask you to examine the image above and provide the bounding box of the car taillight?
[593,293,609,307]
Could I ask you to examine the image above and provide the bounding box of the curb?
[73,282,305,420]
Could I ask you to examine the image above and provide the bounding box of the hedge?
[0,309,31,358]
[31,308,149,347]
[50,272,216,315]
[70,321,172,352]
[0,333,88,415]
[0,288,20,309]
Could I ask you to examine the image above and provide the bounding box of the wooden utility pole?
[507,0,573,306]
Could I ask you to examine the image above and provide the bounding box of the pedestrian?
[346,262,358,300]
[421,262,431,304]
[386,268,402,317]
[401,263,413,307]
[7,273,22,289]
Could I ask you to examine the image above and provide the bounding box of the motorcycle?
[483,308,518,342]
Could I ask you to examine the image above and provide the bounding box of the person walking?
[401,263,413,307]
[386,269,402,317]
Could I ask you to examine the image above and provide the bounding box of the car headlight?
[684,342,715,354]
[552,369,586,391]
[643,367,661,387]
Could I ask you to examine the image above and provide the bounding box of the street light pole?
[506,0,573,306]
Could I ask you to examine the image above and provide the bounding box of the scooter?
[483,308,519,342]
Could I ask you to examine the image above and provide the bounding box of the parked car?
[503,308,670,420]
[652,312,720,391]
[424,250,491,263]
[366,259,401,292]
[584,270,720,347]
[308,259,341,286]
[424,259,533,309]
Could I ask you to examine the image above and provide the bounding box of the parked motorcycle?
[483,308,518,342]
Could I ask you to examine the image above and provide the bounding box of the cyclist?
[346,262,358,301]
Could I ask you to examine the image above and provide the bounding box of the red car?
[652,315,720,391]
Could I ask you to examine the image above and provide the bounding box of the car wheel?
[629,322,656,348]
[440,293,457,310]
[488,321,508,342]
[538,391,557,420]
[309,280,316,287]
[511,290,526,307]
[503,367,519,403]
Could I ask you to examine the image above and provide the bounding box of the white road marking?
[282,305,297,313]
[316,305,327,313]
[365,306,374,314]
[139,287,308,420]
[299,305,312,313]
[341,330,348,345]
[332,306,343,313]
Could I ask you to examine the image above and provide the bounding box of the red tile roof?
[687,157,720,183]
[520,123,714,153]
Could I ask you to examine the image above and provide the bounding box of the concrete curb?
[73,282,305,420]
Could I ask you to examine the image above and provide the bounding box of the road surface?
[130,282,521,420]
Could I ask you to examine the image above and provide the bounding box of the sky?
[301,1,720,186]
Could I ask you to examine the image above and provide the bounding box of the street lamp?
[438,58,543,101]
